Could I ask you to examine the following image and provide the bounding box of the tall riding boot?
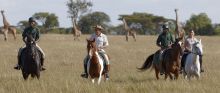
[41,58,46,71]
[81,57,89,78]
[105,65,110,80]
[14,55,21,70]
[199,55,204,72]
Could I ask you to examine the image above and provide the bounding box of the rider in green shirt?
[14,17,46,70]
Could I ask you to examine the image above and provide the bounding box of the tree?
[32,12,49,27]
[78,11,110,34]
[119,12,172,35]
[32,12,59,33]
[185,13,214,35]
[17,20,29,30]
[67,0,92,25]
[213,24,220,35]
[45,13,59,29]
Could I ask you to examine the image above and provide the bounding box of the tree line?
[16,0,220,35]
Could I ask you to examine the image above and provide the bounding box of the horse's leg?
[22,72,29,80]
[98,75,102,84]
[155,65,159,80]
[91,78,95,84]
[174,70,179,80]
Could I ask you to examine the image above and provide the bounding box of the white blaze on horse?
[184,39,203,80]
[86,39,106,84]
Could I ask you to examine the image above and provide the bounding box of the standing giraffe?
[0,10,16,41]
[174,9,185,40]
[71,17,81,41]
[120,18,136,42]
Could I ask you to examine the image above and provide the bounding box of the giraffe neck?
[123,18,130,31]
[175,10,180,38]
[1,11,10,28]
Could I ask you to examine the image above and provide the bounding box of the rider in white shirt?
[81,25,110,79]
[181,30,204,72]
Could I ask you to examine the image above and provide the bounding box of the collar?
[96,33,103,37]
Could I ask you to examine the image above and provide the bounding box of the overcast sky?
[0,0,219,27]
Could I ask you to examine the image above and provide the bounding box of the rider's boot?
[14,55,21,70]
[200,55,204,73]
[41,58,46,71]
[81,63,88,78]
[105,65,110,80]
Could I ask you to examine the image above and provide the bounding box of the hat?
[162,24,169,30]
[28,17,36,23]
[93,25,104,30]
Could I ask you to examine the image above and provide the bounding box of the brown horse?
[86,39,106,84]
[138,39,183,80]
[162,39,183,80]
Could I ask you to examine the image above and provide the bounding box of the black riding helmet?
[28,17,36,23]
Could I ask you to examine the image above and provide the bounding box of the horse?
[162,39,184,80]
[184,39,203,80]
[137,39,183,80]
[20,35,42,80]
[86,39,106,84]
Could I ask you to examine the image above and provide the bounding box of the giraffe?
[71,17,81,41]
[0,10,16,41]
[174,9,185,40]
[120,18,136,42]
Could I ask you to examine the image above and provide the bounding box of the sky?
[0,0,219,27]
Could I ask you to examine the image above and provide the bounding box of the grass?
[0,34,219,93]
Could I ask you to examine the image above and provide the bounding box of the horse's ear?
[92,38,95,42]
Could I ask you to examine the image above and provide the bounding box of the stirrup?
[81,73,88,78]
[14,65,21,70]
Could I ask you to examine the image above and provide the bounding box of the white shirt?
[185,37,198,51]
[90,33,109,52]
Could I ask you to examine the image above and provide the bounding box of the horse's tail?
[137,54,154,71]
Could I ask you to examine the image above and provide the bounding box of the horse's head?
[192,39,203,55]
[25,35,37,59]
[87,39,97,56]
[172,38,184,55]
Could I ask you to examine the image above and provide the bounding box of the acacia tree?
[78,11,110,34]
[185,13,214,35]
[66,0,93,27]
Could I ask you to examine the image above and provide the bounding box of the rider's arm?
[22,28,27,43]
[184,39,191,52]
[35,28,40,41]
[102,35,109,49]
[156,35,162,47]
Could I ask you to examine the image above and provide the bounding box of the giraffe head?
[1,10,5,14]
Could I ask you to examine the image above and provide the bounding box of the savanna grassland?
[0,34,219,93]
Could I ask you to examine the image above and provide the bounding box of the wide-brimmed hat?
[162,24,169,30]
[93,25,104,30]
[28,17,36,23]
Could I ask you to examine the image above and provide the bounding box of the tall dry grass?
[0,34,219,93]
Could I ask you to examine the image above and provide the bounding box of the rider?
[81,25,110,79]
[155,24,174,74]
[181,30,204,72]
[14,17,46,70]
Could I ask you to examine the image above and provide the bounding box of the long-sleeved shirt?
[22,26,40,42]
[184,37,198,52]
[156,32,174,49]
[90,33,109,52]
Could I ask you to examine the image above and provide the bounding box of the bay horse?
[162,39,183,80]
[20,35,42,80]
[138,39,183,80]
[86,39,106,84]
[184,39,203,80]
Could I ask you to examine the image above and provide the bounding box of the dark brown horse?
[162,39,183,80]
[86,39,106,84]
[20,35,42,80]
[138,39,183,80]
